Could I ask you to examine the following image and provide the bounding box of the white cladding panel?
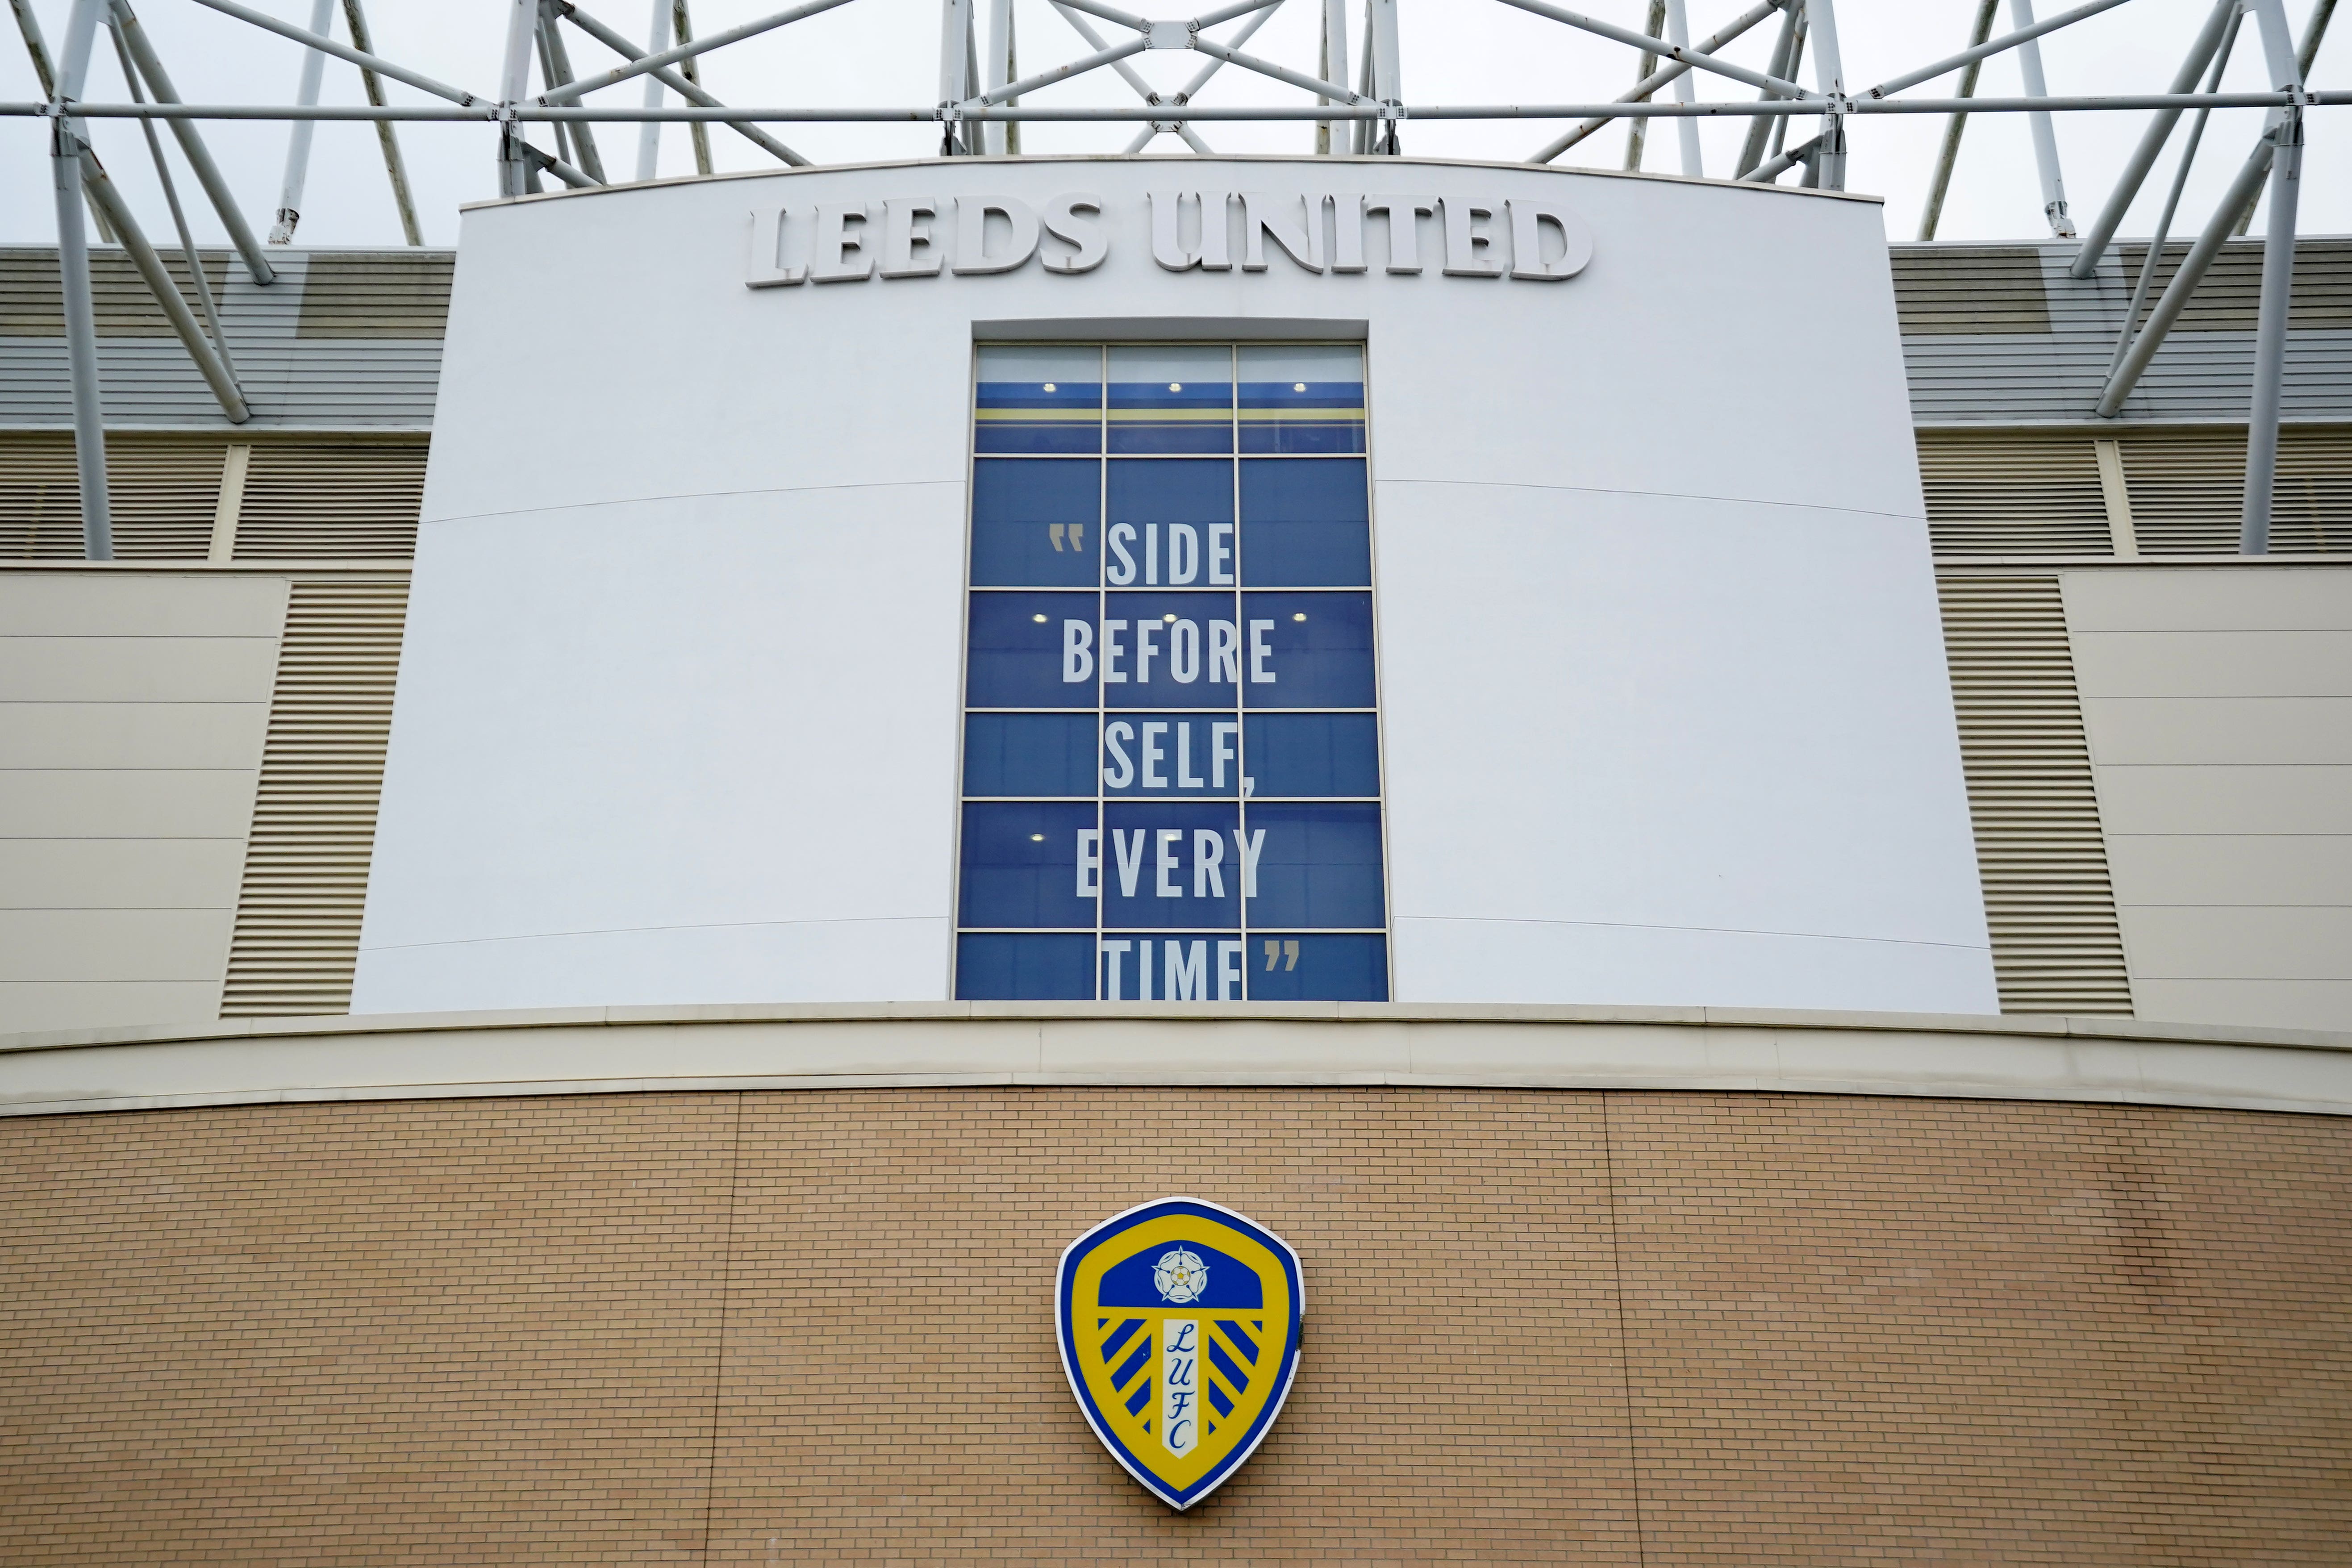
[354,157,1995,1014]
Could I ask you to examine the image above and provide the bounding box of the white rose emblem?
[1153,1248,1208,1304]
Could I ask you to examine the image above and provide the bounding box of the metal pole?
[634,0,664,179]
[13,0,117,240]
[2068,0,2234,272]
[1531,0,1781,167]
[269,0,335,242]
[1737,0,1802,178]
[537,0,605,179]
[109,17,235,375]
[80,148,249,421]
[1664,0,1702,175]
[1625,0,1663,171]
[52,0,109,557]
[1919,0,1997,240]
[2011,0,2077,235]
[672,0,713,174]
[1318,0,1350,155]
[2105,1,2242,386]
[500,0,536,196]
[2236,0,2334,234]
[986,0,1012,154]
[2238,0,2308,549]
[1370,0,1401,151]
[555,2,807,166]
[2097,132,2276,416]
[1809,0,1846,188]
[339,0,421,244]
[1004,0,1018,153]
[108,1,274,281]
[1767,11,1805,162]
[2241,106,2301,551]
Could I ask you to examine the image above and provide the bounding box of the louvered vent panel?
[234,441,426,559]
[221,578,409,1017]
[1889,247,2052,335]
[1917,431,2111,555]
[0,430,223,559]
[2120,425,2352,554]
[1936,574,2133,1015]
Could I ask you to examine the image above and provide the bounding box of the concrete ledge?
[2,1003,2349,1118]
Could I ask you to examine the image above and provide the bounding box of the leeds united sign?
[1057,1197,1304,1510]
[746,190,1593,286]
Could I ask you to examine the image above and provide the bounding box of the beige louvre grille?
[1889,246,2052,335]
[295,251,454,338]
[2119,425,2352,554]
[1936,574,2134,1016]
[221,577,409,1017]
[0,248,232,336]
[234,441,427,559]
[0,430,233,559]
[2113,238,2352,331]
[1917,430,2112,555]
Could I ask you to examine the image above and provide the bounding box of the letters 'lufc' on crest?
[1056,1197,1304,1510]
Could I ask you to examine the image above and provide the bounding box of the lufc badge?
[1055,1197,1303,1510]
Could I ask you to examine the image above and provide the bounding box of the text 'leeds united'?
[746,192,1593,286]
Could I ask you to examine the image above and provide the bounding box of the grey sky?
[3,0,2341,250]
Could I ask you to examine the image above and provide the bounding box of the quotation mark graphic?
[1262,939,1299,972]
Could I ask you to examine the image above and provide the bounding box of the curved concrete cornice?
[4,1004,2349,1119]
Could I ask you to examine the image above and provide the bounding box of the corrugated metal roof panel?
[0,247,444,430]
[1897,238,2352,426]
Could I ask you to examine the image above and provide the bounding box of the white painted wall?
[2067,565,2352,1031]
[354,156,1995,1014]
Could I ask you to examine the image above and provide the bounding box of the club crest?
[1055,1197,1303,1510]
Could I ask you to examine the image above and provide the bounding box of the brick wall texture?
[2,1087,2348,1564]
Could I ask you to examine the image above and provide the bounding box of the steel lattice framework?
[7,0,2344,556]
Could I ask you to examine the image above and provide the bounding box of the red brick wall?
[3,1088,2347,1563]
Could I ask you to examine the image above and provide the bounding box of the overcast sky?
[2,0,2341,250]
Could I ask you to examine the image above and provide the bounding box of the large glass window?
[956,343,1388,1001]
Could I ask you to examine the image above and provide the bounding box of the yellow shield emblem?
[1055,1197,1303,1510]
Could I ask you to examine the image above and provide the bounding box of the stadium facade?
[3,158,2350,1560]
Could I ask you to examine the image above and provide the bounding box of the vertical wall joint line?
[208,442,251,561]
[2092,438,2139,557]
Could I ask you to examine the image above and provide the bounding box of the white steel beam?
[108,0,276,279]
[338,0,422,243]
[2010,0,2077,236]
[1664,0,1701,175]
[267,0,335,244]
[2069,0,2236,273]
[51,0,110,557]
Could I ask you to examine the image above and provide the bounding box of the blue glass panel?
[966,592,1098,709]
[963,713,1097,797]
[1245,934,1388,1001]
[1243,713,1379,797]
[1238,459,1370,587]
[1102,591,1239,710]
[956,933,1097,1000]
[1101,713,1243,798]
[1243,802,1385,927]
[1105,460,1235,588]
[976,346,1100,454]
[1108,345,1232,454]
[1237,346,1366,454]
[958,801,1097,927]
[1239,592,1377,709]
[971,459,1100,587]
[1101,932,1248,1001]
[1101,801,1242,929]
